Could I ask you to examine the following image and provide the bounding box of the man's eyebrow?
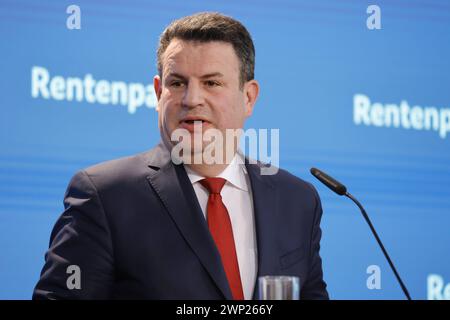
[165,72,224,79]
[200,72,224,79]
[165,72,186,80]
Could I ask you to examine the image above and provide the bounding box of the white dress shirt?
[184,153,258,300]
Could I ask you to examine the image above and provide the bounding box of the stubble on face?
[155,39,257,173]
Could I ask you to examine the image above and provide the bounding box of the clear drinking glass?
[258,276,300,300]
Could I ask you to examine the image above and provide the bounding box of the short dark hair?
[157,12,255,88]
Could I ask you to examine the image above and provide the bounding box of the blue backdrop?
[1,0,449,300]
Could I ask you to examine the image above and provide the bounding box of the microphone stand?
[310,167,412,300]
[345,192,412,300]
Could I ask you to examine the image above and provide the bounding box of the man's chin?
[184,140,212,155]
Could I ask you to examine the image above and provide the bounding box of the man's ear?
[153,75,162,111]
[244,79,259,117]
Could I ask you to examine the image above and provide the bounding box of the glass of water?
[258,276,300,300]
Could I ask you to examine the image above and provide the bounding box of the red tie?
[200,177,244,300]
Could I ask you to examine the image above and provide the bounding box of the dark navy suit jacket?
[33,143,328,300]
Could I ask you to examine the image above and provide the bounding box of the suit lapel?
[145,143,232,299]
[143,144,281,300]
[245,161,281,300]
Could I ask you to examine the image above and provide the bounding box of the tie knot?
[200,177,226,194]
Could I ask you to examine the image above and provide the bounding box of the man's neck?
[184,151,241,177]
[184,162,229,178]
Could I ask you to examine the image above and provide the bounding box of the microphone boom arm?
[310,167,412,300]
[345,192,412,300]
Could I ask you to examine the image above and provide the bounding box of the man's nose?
[182,81,204,108]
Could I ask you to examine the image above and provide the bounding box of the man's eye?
[205,80,219,87]
[170,81,184,87]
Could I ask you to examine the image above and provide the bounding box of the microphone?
[310,167,412,300]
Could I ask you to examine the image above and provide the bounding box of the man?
[33,12,328,300]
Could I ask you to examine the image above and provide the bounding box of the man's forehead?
[162,39,239,77]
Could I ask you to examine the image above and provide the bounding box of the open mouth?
[181,119,208,124]
[179,118,211,125]
[178,118,211,132]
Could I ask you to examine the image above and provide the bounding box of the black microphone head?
[310,167,347,196]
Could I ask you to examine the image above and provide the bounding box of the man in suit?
[33,12,328,300]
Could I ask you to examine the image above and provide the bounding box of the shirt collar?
[184,151,248,192]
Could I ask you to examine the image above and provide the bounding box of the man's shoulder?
[271,166,318,198]
[250,160,318,203]
[69,150,153,192]
[85,151,148,175]
[248,163,321,218]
